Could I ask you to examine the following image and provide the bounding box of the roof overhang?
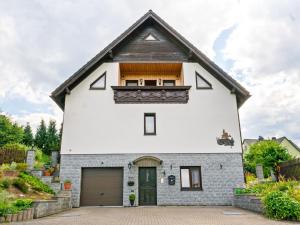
[51,10,250,110]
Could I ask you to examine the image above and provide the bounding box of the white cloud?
[223,1,300,145]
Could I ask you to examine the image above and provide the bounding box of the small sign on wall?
[168,175,175,185]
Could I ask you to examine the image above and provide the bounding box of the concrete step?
[41,176,53,185]
[50,182,62,193]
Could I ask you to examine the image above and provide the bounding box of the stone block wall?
[33,191,72,218]
[60,153,244,207]
[232,194,264,213]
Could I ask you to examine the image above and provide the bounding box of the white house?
[51,10,250,207]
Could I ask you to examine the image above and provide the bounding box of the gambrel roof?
[51,10,250,110]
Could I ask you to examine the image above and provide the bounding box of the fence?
[0,148,27,164]
[278,158,300,180]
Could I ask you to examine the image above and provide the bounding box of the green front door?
[138,167,157,205]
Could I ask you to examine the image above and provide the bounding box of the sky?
[0,0,299,145]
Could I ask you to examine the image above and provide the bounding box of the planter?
[43,171,51,176]
[28,208,34,220]
[11,213,18,222]
[127,181,134,186]
[23,209,29,220]
[130,200,135,206]
[17,211,23,221]
[3,170,19,177]
[5,214,12,222]
[64,183,72,190]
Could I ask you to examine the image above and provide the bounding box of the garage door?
[80,168,123,206]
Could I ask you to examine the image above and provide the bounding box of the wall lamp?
[128,162,133,169]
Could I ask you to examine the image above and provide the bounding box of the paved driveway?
[13,206,295,225]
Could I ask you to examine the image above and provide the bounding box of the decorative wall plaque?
[217,129,234,147]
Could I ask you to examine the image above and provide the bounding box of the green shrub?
[13,178,28,193]
[35,149,50,164]
[234,188,252,195]
[19,172,54,194]
[16,163,28,172]
[0,179,10,189]
[0,190,16,216]
[13,199,33,210]
[2,143,27,151]
[129,194,135,201]
[263,191,300,221]
[0,164,11,171]
[10,162,17,170]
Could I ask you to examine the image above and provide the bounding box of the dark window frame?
[90,72,106,90]
[125,80,139,86]
[195,72,212,90]
[144,113,156,136]
[180,166,203,191]
[144,80,157,86]
[163,80,176,86]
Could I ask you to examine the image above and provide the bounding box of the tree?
[58,123,63,151]
[23,122,34,146]
[35,119,47,153]
[0,114,24,147]
[244,140,292,177]
[45,120,60,154]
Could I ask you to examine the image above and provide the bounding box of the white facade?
[61,62,242,155]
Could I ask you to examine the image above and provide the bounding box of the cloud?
[223,1,300,145]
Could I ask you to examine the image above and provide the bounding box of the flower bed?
[234,179,300,221]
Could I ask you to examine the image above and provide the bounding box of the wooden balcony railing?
[111,86,191,104]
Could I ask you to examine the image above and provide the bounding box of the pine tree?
[35,119,47,153]
[58,123,63,151]
[45,120,59,154]
[23,122,34,146]
[0,114,24,147]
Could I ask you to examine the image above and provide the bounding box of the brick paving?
[13,206,295,225]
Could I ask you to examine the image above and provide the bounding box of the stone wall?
[33,191,72,218]
[232,194,264,213]
[60,153,244,207]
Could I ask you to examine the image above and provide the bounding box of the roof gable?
[51,10,250,110]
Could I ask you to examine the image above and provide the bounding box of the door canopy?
[133,156,163,166]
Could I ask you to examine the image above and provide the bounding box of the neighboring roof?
[243,137,300,152]
[51,10,250,110]
[277,137,300,152]
[243,139,258,146]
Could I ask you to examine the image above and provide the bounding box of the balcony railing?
[111,86,191,104]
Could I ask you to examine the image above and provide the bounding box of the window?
[90,72,106,90]
[180,166,202,191]
[144,80,157,86]
[144,33,159,41]
[163,80,176,86]
[144,113,156,135]
[195,72,212,89]
[126,80,138,86]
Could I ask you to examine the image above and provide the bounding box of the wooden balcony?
[111,86,191,104]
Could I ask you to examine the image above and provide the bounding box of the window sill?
[180,188,203,191]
